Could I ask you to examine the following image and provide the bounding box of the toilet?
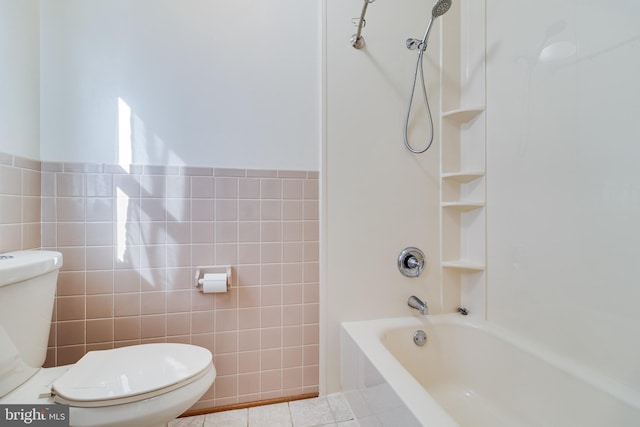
[0,250,216,427]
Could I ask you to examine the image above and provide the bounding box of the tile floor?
[169,393,359,427]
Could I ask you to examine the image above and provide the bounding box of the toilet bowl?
[2,343,216,427]
[0,251,216,427]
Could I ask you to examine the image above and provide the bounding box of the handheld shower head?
[403,0,453,154]
[414,0,453,51]
[432,0,452,18]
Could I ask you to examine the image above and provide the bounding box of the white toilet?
[0,250,216,427]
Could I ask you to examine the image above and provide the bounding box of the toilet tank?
[0,250,63,398]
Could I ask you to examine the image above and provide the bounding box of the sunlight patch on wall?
[116,187,129,263]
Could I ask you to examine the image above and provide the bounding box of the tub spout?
[408,295,428,315]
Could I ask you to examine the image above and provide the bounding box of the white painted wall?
[0,0,40,159]
[487,0,640,391]
[323,0,443,392]
[40,0,320,171]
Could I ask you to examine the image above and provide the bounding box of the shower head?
[409,0,453,52]
[432,0,452,18]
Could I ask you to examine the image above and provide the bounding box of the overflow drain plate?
[413,330,427,346]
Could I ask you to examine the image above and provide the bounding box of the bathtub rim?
[341,314,640,426]
[341,315,460,427]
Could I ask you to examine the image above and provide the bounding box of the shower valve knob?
[398,247,426,277]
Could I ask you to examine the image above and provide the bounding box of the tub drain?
[413,330,427,346]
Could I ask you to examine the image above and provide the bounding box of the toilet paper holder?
[195,266,231,290]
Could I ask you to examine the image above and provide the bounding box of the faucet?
[407,295,428,315]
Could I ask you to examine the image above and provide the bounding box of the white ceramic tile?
[176,395,356,427]
[327,393,355,423]
[248,402,292,427]
[342,391,372,419]
[289,397,334,427]
[168,414,205,427]
[204,408,248,427]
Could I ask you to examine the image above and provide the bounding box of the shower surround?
[0,152,320,411]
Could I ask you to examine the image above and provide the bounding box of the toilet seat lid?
[52,343,212,406]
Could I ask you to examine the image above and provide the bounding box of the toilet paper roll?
[198,273,227,293]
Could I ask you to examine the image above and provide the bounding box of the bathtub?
[340,315,640,427]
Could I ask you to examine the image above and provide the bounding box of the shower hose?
[403,47,434,154]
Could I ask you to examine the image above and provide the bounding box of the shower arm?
[351,0,375,49]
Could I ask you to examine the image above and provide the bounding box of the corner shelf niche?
[441,171,485,183]
[439,0,486,318]
[442,107,484,124]
[441,261,484,272]
[442,202,484,211]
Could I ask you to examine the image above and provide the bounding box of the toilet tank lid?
[52,343,212,404]
[0,250,63,287]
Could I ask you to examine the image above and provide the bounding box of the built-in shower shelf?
[442,107,485,124]
[441,202,484,212]
[439,1,486,316]
[441,261,485,272]
[441,171,485,183]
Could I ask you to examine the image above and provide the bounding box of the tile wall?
[0,153,42,252]
[1,151,320,411]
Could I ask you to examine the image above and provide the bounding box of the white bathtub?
[340,315,640,427]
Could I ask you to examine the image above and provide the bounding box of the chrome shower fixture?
[432,0,452,18]
[398,247,426,277]
[351,0,376,49]
[406,0,453,53]
[420,0,452,50]
[403,0,453,154]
